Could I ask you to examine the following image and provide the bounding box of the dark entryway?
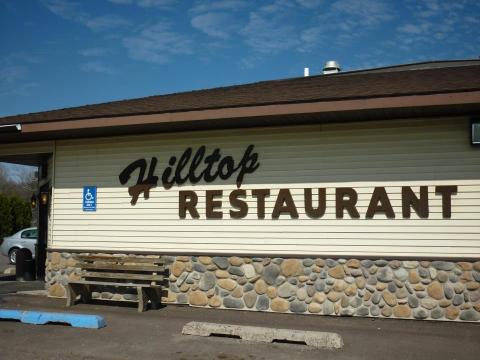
[0,153,52,282]
[35,182,50,280]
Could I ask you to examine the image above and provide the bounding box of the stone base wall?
[46,252,480,322]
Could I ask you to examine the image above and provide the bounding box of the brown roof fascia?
[4,90,480,143]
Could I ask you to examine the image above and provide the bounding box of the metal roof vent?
[323,60,341,74]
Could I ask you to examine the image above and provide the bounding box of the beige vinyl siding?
[0,141,54,157]
[51,117,480,258]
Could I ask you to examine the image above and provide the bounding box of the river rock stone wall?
[46,252,480,322]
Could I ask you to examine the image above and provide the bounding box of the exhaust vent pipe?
[322,60,341,74]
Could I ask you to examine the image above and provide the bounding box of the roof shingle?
[1,63,480,126]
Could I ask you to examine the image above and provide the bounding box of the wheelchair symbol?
[85,189,94,201]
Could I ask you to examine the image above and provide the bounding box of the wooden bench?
[66,255,167,312]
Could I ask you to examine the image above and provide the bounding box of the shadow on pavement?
[0,280,45,295]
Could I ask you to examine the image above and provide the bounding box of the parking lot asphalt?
[0,254,11,273]
[0,293,479,360]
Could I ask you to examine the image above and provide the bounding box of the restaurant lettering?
[178,186,457,219]
[119,146,458,219]
[119,145,260,205]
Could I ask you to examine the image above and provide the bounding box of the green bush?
[0,194,32,239]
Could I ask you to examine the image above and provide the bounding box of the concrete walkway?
[0,294,478,360]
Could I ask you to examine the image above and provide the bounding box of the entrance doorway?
[35,182,50,280]
[0,154,52,281]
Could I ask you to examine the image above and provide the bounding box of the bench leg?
[146,288,162,310]
[79,284,92,304]
[66,284,74,307]
[66,284,81,307]
[66,284,92,307]
[137,287,148,312]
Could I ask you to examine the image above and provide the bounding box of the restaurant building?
[0,60,479,321]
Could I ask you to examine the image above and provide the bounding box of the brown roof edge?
[2,90,480,143]
[22,91,480,131]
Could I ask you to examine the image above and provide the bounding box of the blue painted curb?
[0,309,106,329]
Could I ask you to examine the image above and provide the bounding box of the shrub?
[0,194,32,238]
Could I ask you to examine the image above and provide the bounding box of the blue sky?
[0,0,479,117]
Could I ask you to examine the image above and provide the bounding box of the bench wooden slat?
[76,255,164,264]
[68,280,162,288]
[67,255,166,312]
[78,262,165,272]
[84,271,165,281]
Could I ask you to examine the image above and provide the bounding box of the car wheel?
[8,248,19,265]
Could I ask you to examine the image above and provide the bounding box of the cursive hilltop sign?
[119,145,260,205]
[119,145,458,220]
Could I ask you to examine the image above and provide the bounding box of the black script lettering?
[175,148,192,185]
[336,188,360,218]
[272,189,299,219]
[162,145,260,189]
[179,191,199,219]
[189,146,206,183]
[435,185,457,218]
[366,187,395,218]
[229,189,248,219]
[252,189,270,219]
[218,156,235,180]
[304,188,326,218]
[162,156,177,189]
[235,145,260,188]
[206,190,223,219]
[202,149,222,182]
[402,186,429,218]
[119,158,158,205]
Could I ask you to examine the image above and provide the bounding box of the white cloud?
[108,0,177,7]
[107,0,133,4]
[258,0,296,14]
[242,13,299,54]
[42,0,130,31]
[240,0,300,54]
[398,22,431,35]
[394,0,475,51]
[0,53,42,97]
[189,0,248,14]
[0,66,27,83]
[1,52,42,64]
[122,22,193,64]
[80,61,116,75]
[79,48,108,57]
[298,0,393,51]
[418,0,440,17]
[331,0,392,26]
[0,65,38,97]
[299,26,326,50]
[464,16,479,24]
[0,82,39,97]
[85,14,131,31]
[296,0,323,8]
[41,0,87,22]
[191,12,236,39]
[188,1,248,40]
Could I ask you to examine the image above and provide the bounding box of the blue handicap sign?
[83,186,97,212]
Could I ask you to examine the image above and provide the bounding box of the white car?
[0,227,37,264]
